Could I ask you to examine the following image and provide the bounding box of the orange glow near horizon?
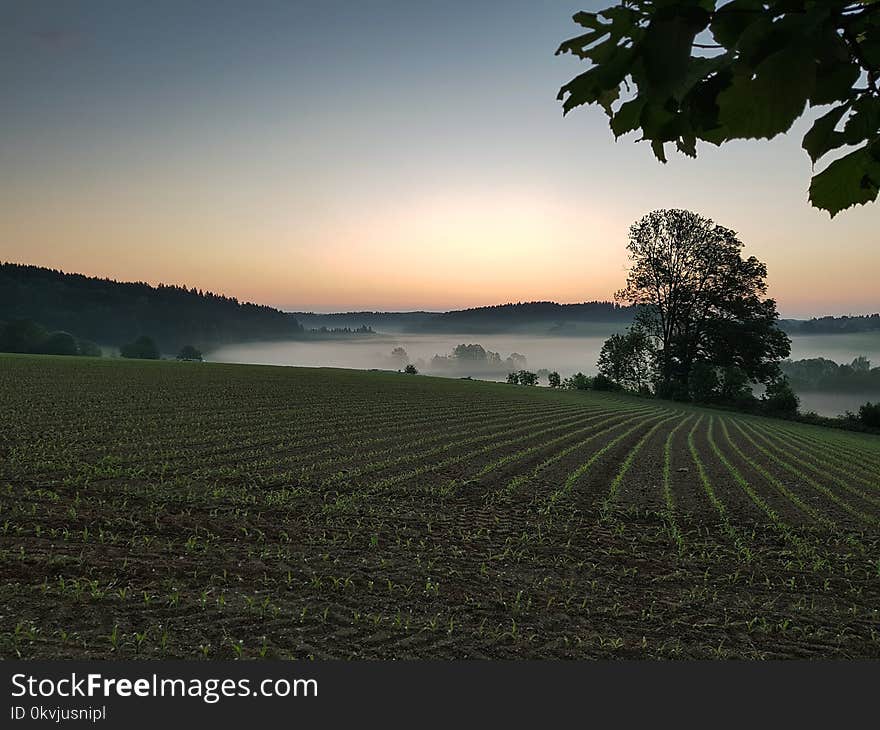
[2,2,876,319]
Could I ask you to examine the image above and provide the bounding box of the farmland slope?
[1,355,879,659]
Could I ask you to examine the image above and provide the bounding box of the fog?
[788,332,880,364]
[209,331,880,418]
[209,333,614,380]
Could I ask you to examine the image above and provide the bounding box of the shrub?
[176,345,203,362]
[592,373,620,391]
[404,364,418,374]
[77,339,102,357]
[38,331,79,356]
[859,402,880,429]
[548,371,561,388]
[562,372,593,390]
[506,372,519,385]
[762,377,799,416]
[0,319,48,353]
[120,336,160,360]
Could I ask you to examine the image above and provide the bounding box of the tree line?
[0,263,305,351]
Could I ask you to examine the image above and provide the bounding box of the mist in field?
[209,333,618,380]
[208,331,880,418]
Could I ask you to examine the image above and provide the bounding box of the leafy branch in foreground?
[557,1,880,216]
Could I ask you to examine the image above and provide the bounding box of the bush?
[120,336,160,360]
[517,370,538,386]
[176,345,203,361]
[548,371,561,388]
[762,377,799,416]
[859,402,880,428]
[404,364,418,374]
[0,319,48,353]
[38,331,79,356]
[562,372,592,390]
[592,373,620,391]
[689,361,719,402]
[77,339,102,357]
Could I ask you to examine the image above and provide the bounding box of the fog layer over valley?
[209,333,619,380]
[209,330,880,417]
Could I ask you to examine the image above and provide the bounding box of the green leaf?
[610,97,646,138]
[809,145,880,217]
[811,62,860,106]
[710,0,765,49]
[717,46,816,140]
[802,104,849,164]
[843,97,880,146]
[639,9,710,93]
[558,47,635,114]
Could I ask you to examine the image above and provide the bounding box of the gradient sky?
[2,1,877,317]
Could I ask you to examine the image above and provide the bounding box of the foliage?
[782,355,880,391]
[0,319,48,353]
[120,336,160,360]
[548,370,561,388]
[389,347,409,369]
[177,345,203,362]
[0,262,304,351]
[422,300,636,333]
[431,345,526,374]
[616,209,790,398]
[557,1,880,215]
[506,370,539,386]
[858,401,880,427]
[562,372,594,390]
[783,313,880,334]
[762,376,800,415]
[597,327,655,392]
[404,364,418,374]
[77,339,102,357]
[38,332,79,357]
[0,319,101,358]
[591,373,621,391]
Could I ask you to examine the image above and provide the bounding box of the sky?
[1,1,877,318]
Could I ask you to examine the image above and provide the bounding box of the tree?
[38,331,79,356]
[548,370,561,388]
[557,2,880,216]
[0,319,48,353]
[597,327,654,392]
[506,372,520,385]
[859,401,880,428]
[120,336,160,360]
[616,210,790,398]
[517,370,539,386]
[562,372,593,390]
[453,344,488,362]
[762,376,799,416]
[77,339,102,357]
[176,345,203,361]
[390,347,409,369]
[404,363,418,374]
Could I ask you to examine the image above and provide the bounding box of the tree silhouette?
[121,336,160,360]
[557,2,880,216]
[616,209,790,398]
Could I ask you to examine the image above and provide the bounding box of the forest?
[0,263,305,351]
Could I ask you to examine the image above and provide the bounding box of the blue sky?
[1,1,877,316]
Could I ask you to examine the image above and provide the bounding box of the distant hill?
[780,314,880,335]
[291,311,436,333]
[295,301,636,335]
[0,263,304,352]
[419,301,636,334]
